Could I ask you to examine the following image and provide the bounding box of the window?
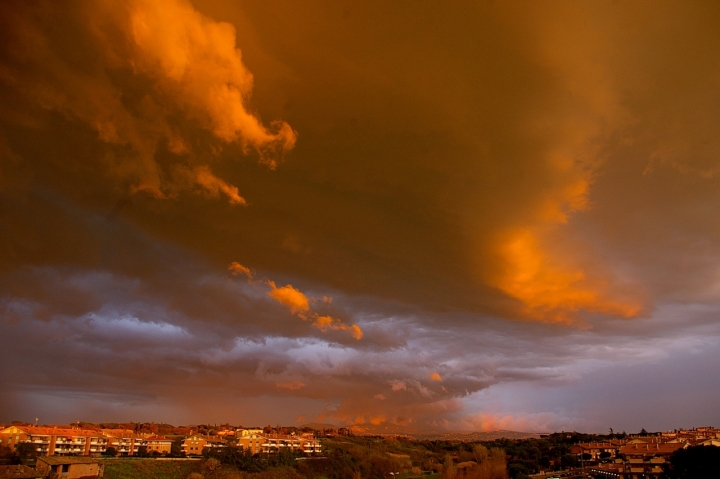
[62,464,69,472]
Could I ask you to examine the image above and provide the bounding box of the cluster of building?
[570,427,720,479]
[0,425,321,458]
[182,428,321,456]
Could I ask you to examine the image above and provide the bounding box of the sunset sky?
[2,0,720,434]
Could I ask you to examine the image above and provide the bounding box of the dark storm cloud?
[2,0,720,431]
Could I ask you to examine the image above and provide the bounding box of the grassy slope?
[101,459,201,479]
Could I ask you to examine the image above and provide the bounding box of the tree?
[663,445,720,479]
[171,438,185,457]
[217,446,267,472]
[14,443,37,464]
[560,454,577,469]
[202,458,221,478]
[507,461,530,479]
[103,446,117,457]
[473,445,489,463]
[443,454,457,479]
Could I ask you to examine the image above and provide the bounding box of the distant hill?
[412,430,543,441]
[300,422,343,431]
[346,422,541,441]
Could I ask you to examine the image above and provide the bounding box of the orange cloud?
[369,415,386,426]
[275,381,306,390]
[230,263,362,340]
[124,0,296,166]
[313,316,363,340]
[194,166,246,205]
[495,228,641,323]
[463,412,566,434]
[16,0,297,200]
[482,149,642,323]
[266,281,310,315]
[429,372,443,382]
[227,262,252,280]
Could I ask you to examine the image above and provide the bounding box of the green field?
[101,459,201,479]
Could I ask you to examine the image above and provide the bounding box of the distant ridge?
[300,422,342,430]
[412,430,542,441]
[346,422,541,440]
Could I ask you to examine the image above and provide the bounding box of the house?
[619,441,685,460]
[101,430,144,456]
[182,435,228,456]
[697,438,720,447]
[237,433,264,454]
[591,442,688,478]
[144,436,173,455]
[35,456,103,479]
[570,441,620,460]
[203,437,227,453]
[182,435,208,456]
[0,465,43,479]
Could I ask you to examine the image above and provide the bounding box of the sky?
[2,0,720,434]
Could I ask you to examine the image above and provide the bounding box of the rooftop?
[36,456,99,465]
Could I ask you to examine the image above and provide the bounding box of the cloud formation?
[229,262,362,340]
[3,0,720,433]
[118,0,296,164]
[0,0,294,202]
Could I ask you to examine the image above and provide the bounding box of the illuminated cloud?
[276,381,306,391]
[266,281,310,315]
[227,262,253,280]
[313,316,363,340]
[122,0,297,166]
[462,412,572,434]
[234,264,362,340]
[0,0,295,202]
[494,228,642,324]
[192,166,246,205]
[429,372,443,382]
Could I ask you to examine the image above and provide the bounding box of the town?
[1,422,719,479]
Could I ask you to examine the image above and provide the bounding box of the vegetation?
[102,459,201,479]
[0,443,37,465]
[663,445,720,479]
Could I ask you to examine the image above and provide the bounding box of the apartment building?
[0,425,154,457]
[144,435,173,455]
[569,441,623,460]
[0,426,108,456]
[101,429,146,456]
[261,434,321,455]
[183,435,229,456]
[237,433,264,454]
